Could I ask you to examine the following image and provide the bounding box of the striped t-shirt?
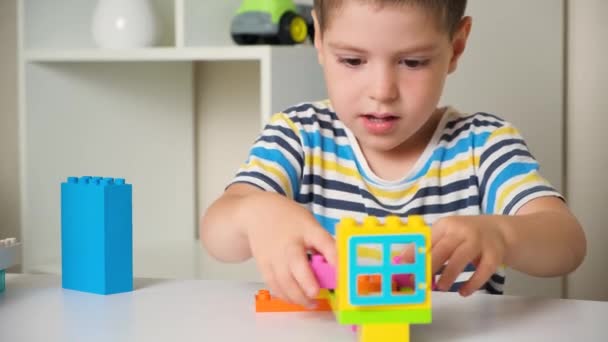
[230,101,562,294]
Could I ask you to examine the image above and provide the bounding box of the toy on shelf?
[231,0,314,45]
[0,237,21,293]
[61,176,133,295]
[256,215,432,342]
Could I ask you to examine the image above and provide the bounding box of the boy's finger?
[431,223,447,246]
[290,250,320,300]
[304,226,337,266]
[436,244,472,291]
[398,244,416,264]
[458,256,497,297]
[431,237,459,275]
[266,267,287,302]
[255,258,280,297]
[275,259,313,307]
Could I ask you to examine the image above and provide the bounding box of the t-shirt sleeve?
[228,112,304,199]
[477,121,563,215]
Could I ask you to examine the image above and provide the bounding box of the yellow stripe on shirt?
[496,172,543,213]
[241,159,293,198]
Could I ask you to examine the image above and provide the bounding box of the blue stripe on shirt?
[314,214,340,235]
[485,162,539,214]
[479,148,534,198]
[250,147,300,197]
[408,132,491,181]
[256,135,303,169]
[300,131,356,161]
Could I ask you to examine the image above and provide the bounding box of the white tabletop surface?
[0,274,606,341]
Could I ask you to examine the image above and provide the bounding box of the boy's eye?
[339,58,364,67]
[400,59,429,68]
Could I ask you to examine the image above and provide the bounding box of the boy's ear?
[448,16,472,74]
[312,9,324,66]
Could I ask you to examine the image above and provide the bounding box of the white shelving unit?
[17,0,326,280]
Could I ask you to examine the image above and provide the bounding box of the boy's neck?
[359,108,444,182]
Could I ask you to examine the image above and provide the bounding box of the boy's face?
[313,2,471,154]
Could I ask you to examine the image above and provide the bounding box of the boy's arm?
[500,196,586,277]
[200,182,336,307]
[199,183,261,263]
[432,196,586,296]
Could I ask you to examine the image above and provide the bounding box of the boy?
[201,0,586,307]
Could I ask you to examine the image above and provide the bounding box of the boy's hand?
[244,192,336,308]
[431,216,508,297]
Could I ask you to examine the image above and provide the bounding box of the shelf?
[24,46,313,63]
[17,0,326,282]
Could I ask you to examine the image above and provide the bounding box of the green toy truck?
[231,0,314,45]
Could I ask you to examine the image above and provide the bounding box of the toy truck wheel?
[232,34,259,45]
[307,22,315,42]
[278,11,308,45]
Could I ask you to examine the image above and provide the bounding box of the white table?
[0,274,606,341]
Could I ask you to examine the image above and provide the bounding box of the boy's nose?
[369,67,398,103]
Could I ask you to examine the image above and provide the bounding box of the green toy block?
[335,307,432,325]
[326,291,431,324]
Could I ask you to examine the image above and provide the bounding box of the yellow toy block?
[359,323,410,342]
[335,215,432,315]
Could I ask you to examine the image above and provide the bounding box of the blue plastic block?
[0,269,5,293]
[61,176,133,295]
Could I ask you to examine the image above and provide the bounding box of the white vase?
[92,0,159,49]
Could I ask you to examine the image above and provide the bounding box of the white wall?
[566,0,608,301]
[196,61,263,281]
[0,0,20,242]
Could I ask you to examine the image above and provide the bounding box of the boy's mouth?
[360,113,400,134]
[363,113,399,122]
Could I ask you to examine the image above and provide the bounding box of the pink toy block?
[310,254,336,289]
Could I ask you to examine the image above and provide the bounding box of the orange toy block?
[255,289,332,312]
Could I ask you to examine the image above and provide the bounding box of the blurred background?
[0,0,606,301]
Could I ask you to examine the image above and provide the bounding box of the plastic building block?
[334,215,432,325]
[0,237,21,293]
[326,290,431,325]
[255,289,332,312]
[310,254,336,289]
[359,323,410,342]
[348,233,428,306]
[255,214,432,341]
[61,176,133,295]
[335,307,431,324]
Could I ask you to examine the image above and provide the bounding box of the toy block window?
[356,243,383,266]
[390,243,416,264]
[348,234,428,306]
[356,274,383,296]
